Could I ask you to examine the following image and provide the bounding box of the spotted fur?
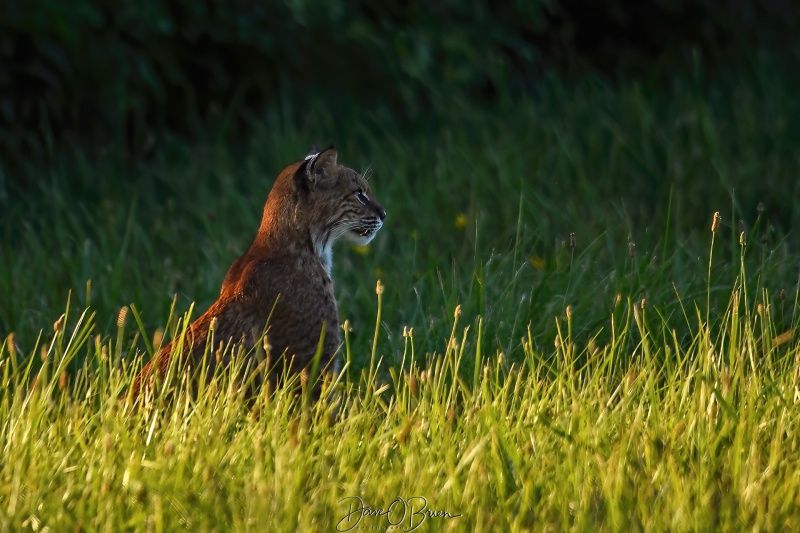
[130,148,386,397]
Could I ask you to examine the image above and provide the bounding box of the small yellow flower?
[352,245,371,255]
[529,256,545,270]
[455,213,467,229]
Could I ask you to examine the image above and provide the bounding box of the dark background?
[2,0,798,165]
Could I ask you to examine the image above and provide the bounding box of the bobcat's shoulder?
[131,148,386,397]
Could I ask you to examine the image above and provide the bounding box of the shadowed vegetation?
[1,55,800,530]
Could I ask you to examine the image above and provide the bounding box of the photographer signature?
[336,495,461,531]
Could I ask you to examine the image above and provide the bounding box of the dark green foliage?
[3,0,798,162]
[1,0,553,158]
[545,0,800,73]
[2,57,798,378]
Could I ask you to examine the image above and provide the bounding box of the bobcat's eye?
[355,190,369,204]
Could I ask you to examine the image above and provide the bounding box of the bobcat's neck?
[250,168,332,275]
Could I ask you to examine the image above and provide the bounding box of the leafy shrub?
[1,0,797,161]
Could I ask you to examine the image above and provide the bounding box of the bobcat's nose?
[376,206,387,221]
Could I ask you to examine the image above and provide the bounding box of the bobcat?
[130,148,386,397]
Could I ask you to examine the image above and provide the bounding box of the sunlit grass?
[2,255,800,530]
[2,58,800,530]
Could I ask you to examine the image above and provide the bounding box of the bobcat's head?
[291,148,386,270]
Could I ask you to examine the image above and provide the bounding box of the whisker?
[331,223,361,240]
[326,219,358,233]
[362,163,374,181]
[322,219,361,241]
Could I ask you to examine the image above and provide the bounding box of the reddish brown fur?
[130,150,386,397]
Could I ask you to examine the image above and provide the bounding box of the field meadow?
[2,56,800,530]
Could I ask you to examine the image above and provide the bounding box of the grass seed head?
[587,338,599,356]
[6,332,16,358]
[523,441,534,455]
[116,307,128,329]
[152,329,163,351]
[262,337,272,359]
[721,366,731,396]
[58,371,68,390]
[772,330,793,346]
[569,232,577,251]
[629,241,636,258]
[625,369,637,391]
[708,396,718,419]
[711,212,722,233]
[375,279,384,295]
[395,418,414,444]
[407,373,418,396]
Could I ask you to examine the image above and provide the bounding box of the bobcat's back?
[130,148,386,397]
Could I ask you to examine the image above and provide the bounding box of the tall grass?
[1,57,800,530]
[1,253,799,530]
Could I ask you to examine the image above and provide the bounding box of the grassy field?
[2,56,800,530]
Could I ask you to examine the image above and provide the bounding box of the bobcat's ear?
[303,146,338,190]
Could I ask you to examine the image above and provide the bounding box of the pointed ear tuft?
[309,147,337,173]
[302,147,337,190]
[304,145,320,160]
[306,144,339,175]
